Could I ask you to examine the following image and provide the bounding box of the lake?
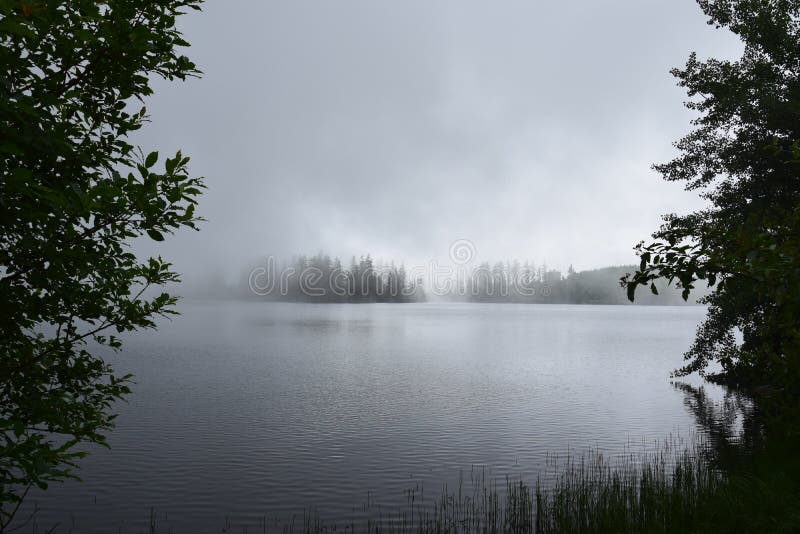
[25,301,727,533]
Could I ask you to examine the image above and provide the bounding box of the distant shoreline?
[188,263,708,305]
[182,296,705,307]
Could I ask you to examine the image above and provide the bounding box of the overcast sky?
[134,0,743,281]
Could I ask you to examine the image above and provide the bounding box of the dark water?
[24,301,727,533]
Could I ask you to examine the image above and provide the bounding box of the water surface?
[27,301,722,533]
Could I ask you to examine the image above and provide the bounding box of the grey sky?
[135,0,742,280]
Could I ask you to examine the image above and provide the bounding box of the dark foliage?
[0,0,204,527]
[623,0,800,390]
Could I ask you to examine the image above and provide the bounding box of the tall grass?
[208,439,724,534]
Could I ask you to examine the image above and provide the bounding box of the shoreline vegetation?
[189,256,703,305]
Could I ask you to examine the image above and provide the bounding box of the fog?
[132,0,742,285]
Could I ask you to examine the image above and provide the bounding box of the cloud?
[133,0,743,281]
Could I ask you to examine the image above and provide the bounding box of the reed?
[215,439,724,534]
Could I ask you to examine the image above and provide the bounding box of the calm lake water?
[26,301,727,533]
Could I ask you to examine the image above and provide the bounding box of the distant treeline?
[224,254,703,305]
[450,263,702,305]
[246,254,425,303]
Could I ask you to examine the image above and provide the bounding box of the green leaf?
[165,156,177,174]
[145,151,159,168]
[146,229,165,241]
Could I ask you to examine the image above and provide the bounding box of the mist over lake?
[4,0,798,531]
[27,301,727,533]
